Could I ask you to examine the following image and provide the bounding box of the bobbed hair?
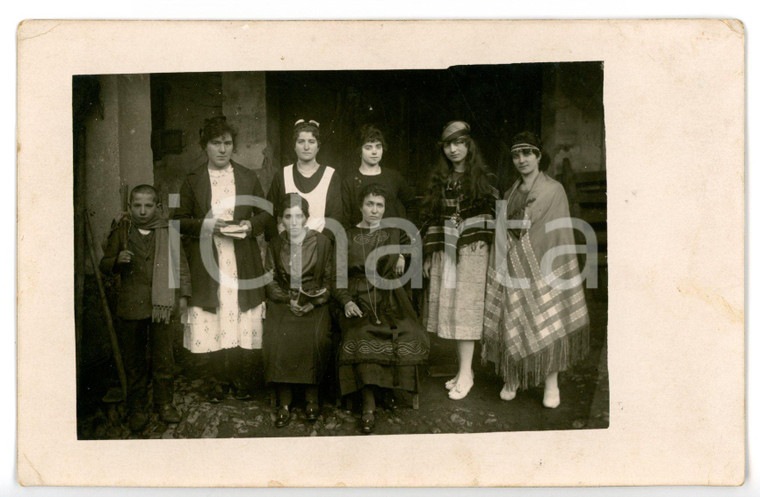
[199,115,237,150]
[356,125,388,160]
[279,193,311,220]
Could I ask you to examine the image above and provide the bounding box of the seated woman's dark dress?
[333,227,429,396]
[263,229,333,385]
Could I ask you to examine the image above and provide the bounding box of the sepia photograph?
[73,63,608,440]
[16,19,744,488]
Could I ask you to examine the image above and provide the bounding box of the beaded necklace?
[358,226,383,325]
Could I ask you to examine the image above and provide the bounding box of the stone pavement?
[77,300,608,439]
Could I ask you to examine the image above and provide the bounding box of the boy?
[100,185,191,432]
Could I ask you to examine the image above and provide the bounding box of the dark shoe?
[304,402,319,422]
[384,393,397,411]
[232,382,253,401]
[360,411,375,434]
[159,403,181,424]
[274,406,291,428]
[128,411,149,433]
[208,383,226,403]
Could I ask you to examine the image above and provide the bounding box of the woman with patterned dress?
[173,116,271,402]
[266,119,344,237]
[482,131,590,408]
[334,184,429,433]
[420,121,499,400]
[263,194,334,428]
[341,125,417,229]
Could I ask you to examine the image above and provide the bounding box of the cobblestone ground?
[78,300,608,439]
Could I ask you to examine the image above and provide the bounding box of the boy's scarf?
[132,213,175,323]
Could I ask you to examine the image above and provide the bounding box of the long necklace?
[447,171,465,226]
[506,172,542,228]
[359,226,382,325]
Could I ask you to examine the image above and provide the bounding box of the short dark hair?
[358,183,388,204]
[510,131,543,153]
[279,193,310,220]
[510,131,549,171]
[199,115,237,150]
[130,184,159,204]
[292,120,321,147]
[357,125,387,158]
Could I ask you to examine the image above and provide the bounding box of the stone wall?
[541,63,605,176]
[83,74,153,270]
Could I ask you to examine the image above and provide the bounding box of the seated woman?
[334,184,430,434]
[263,194,334,427]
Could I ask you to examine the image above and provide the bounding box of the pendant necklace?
[359,226,382,325]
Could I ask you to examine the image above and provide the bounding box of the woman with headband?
[482,131,589,408]
[420,121,499,400]
[266,119,344,237]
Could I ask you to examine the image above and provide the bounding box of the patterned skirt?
[183,235,263,353]
[337,309,429,396]
[423,241,490,340]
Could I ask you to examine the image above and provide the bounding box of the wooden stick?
[84,212,128,402]
[119,183,129,251]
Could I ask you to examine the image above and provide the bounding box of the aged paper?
[17,19,744,486]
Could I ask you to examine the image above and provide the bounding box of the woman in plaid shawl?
[482,131,589,408]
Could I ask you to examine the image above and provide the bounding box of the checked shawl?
[482,173,590,390]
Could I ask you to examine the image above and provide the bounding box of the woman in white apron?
[266,119,344,238]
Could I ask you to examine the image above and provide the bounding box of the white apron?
[282,164,335,232]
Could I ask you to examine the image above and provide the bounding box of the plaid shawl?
[482,173,589,390]
[422,174,499,257]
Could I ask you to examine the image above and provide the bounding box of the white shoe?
[543,387,560,408]
[446,370,473,391]
[445,375,458,390]
[499,384,517,401]
[448,375,474,400]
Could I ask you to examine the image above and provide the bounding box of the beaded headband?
[510,143,541,154]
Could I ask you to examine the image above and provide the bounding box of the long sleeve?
[174,177,204,238]
[311,242,333,307]
[340,175,356,228]
[178,242,192,298]
[396,170,418,224]
[324,170,345,228]
[264,247,290,303]
[332,282,353,308]
[265,172,285,241]
[249,172,274,237]
[99,225,121,275]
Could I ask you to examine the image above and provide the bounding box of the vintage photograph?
[73,63,608,440]
[18,18,745,488]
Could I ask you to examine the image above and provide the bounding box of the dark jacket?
[100,224,192,320]
[265,229,334,305]
[172,161,272,312]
